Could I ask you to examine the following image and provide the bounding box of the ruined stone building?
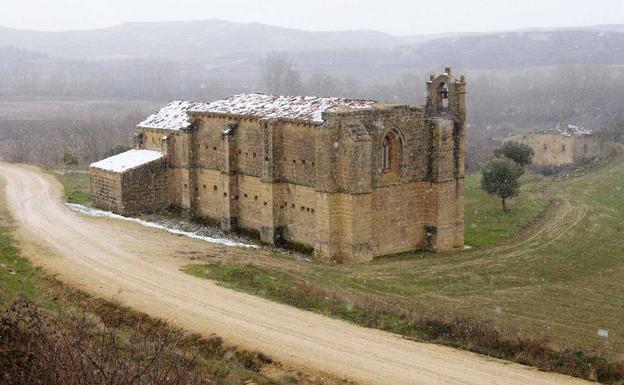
[505,125,600,173]
[89,68,466,262]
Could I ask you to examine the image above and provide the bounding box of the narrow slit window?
[382,137,391,170]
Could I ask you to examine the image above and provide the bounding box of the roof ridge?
[138,94,379,130]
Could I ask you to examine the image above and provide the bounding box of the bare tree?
[4,128,31,163]
[306,70,340,97]
[0,298,211,385]
[258,52,303,95]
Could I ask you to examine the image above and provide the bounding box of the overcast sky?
[1,0,622,35]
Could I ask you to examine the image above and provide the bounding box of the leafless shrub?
[0,298,211,385]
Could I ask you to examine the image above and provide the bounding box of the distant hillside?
[0,46,46,62]
[0,20,403,59]
[1,21,623,73]
[2,21,624,173]
[400,30,624,69]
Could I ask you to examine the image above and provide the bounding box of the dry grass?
[184,158,624,380]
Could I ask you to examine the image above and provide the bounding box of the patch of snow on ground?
[89,149,164,173]
[66,204,257,248]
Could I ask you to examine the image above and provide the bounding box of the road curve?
[0,163,589,385]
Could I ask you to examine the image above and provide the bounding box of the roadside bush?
[0,298,209,385]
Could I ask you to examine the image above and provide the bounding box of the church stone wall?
[276,122,317,186]
[89,169,123,213]
[89,157,168,215]
[371,182,427,256]
[236,174,270,233]
[278,183,318,246]
[95,68,466,263]
[119,158,169,215]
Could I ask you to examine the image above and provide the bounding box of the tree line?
[1,52,623,169]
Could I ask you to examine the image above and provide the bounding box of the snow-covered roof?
[191,94,377,123]
[557,124,593,137]
[138,100,208,131]
[138,94,378,131]
[89,149,164,173]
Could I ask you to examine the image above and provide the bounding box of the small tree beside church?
[482,141,534,211]
[494,141,534,168]
[481,157,523,211]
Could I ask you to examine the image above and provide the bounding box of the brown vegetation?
[0,297,278,385]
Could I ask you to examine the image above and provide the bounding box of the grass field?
[184,159,624,368]
[464,171,550,247]
[51,169,91,205]
[0,201,46,306]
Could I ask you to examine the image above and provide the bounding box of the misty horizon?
[2,17,624,37]
[1,0,622,35]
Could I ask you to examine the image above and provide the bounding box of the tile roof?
[138,100,208,131]
[190,94,377,123]
[138,94,378,130]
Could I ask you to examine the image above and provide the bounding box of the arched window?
[440,83,449,108]
[380,131,402,175]
[382,136,391,170]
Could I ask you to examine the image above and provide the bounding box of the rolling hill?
[1,20,623,69]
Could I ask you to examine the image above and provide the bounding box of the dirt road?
[0,163,589,385]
